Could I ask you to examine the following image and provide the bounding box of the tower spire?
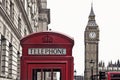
[87,2,98,27]
[89,2,95,19]
[89,2,95,16]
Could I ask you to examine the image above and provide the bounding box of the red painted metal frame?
[20,32,74,80]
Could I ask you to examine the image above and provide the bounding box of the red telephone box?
[20,31,74,80]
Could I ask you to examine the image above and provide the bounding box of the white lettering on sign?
[28,48,66,55]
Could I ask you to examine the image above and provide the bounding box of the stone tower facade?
[84,5,99,80]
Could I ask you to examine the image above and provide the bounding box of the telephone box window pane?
[37,72,41,80]
[56,72,60,80]
[32,69,61,80]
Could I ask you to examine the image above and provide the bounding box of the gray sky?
[47,0,120,75]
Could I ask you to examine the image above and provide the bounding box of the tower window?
[10,1,14,20]
[24,29,27,36]
[18,17,21,33]
[2,0,7,10]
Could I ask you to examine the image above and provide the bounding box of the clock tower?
[84,5,99,80]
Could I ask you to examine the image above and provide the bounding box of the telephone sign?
[28,48,66,55]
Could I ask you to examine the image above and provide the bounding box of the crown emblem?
[42,35,53,43]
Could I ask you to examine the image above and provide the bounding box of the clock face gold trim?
[89,32,96,39]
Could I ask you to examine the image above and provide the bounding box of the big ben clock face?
[89,32,96,39]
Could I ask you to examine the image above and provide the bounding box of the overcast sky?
[47,0,120,75]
